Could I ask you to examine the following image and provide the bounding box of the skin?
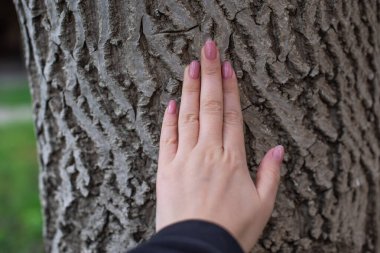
[156,39,284,253]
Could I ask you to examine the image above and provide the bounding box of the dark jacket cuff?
[150,220,244,253]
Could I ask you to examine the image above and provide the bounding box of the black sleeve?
[128,220,244,253]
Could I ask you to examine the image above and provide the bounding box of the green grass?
[0,83,43,252]
[0,81,31,106]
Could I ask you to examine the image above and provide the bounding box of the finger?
[199,39,223,146]
[158,100,179,164]
[222,61,244,151]
[178,61,201,151]
[255,145,284,207]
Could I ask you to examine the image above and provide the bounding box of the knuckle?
[161,136,178,146]
[181,113,199,124]
[265,167,281,185]
[202,145,223,162]
[202,100,223,113]
[183,84,200,94]
[223,82,238,94]
[222,149,244,171]
[163,119,178,127]
[204,65,220,76]
[224,110,243,125]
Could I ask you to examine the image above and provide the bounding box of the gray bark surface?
[14,0,380,252]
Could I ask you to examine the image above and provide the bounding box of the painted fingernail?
[222,61,233,79]
[189,60,200,79]
[168,100,176,114]
[204,39,217,60]
[272,145,284,162]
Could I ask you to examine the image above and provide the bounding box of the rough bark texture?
[14,0,380,252]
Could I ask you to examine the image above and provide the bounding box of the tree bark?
[14,0,380,252]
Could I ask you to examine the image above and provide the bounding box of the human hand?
[156,39,284,252]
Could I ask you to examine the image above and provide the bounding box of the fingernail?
[204,39,217,60]
[222,61,233,79]
[272,145,284,162]
[189,60,200,79]
[168,100,176,114]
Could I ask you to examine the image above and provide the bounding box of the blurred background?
[0,1,43,252]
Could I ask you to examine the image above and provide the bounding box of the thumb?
[255,145,284,206]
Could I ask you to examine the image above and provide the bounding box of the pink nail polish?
[204,39,217,60]
[189,60,200,79]
[272,145,285,161]
[222,61,233,79]
[168,100,176,114]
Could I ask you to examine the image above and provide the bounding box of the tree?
[13,0,380,252]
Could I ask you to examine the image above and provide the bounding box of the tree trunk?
[13,0,380,252]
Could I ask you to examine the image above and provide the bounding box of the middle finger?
[198,40,223,147]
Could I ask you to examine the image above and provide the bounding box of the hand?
[156,39,284,252]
